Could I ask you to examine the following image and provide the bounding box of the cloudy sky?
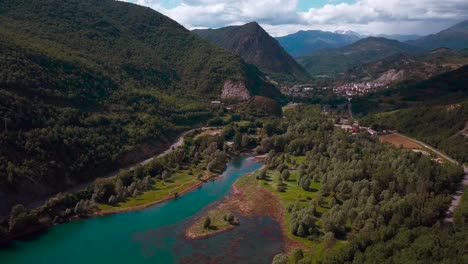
[124,0,468,37]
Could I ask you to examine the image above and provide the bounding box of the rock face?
[221,80,251,101]
[376,69,406,83]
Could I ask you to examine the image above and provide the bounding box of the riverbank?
[185,167,305,251]
[95,171,217,217]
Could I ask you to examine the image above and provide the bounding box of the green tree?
[203,217,211,229]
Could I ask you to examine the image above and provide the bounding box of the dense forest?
[0,0,281,214]
[247,106,465,263]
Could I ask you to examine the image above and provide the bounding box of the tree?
[233,132,242,150]
[162,170,169,182]
[257,169,267,180]
[241,134,250,148]
[93,179,116,203]
[108,195,118,205]
[292,248,304,263]
[203,217,211,229]
[281,169,290,181]
[272,254,289,264]
[297,225,306,237]
[323,232,336,250]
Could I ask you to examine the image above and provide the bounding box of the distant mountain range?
[407,19,468,50]
[276,30,361,57]
[376,34,421,42]
[194,22,311,83]
[297,37,422,76]
[275,19,468,61]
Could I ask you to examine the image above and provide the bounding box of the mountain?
[194,22,311,83]
[298,37,423,76]
[0,0,280,213]
[376,34,421,42]
[276,30,361,57]
[353,63,468,115]
[338,48,468,85]
[408,19,468,50]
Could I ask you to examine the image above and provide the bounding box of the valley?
[0,1,467,264]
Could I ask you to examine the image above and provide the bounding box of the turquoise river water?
[0,155,285,264]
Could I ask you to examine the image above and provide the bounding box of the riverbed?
[0,156,284,264]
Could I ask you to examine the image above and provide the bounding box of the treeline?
[0,120,268,244]
[0,126,234,243]
[257,106,465,263]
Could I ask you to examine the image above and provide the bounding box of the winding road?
[27,126,220,210]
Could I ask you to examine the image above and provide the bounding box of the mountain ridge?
[407,19,468,50]
[194,22,311,83]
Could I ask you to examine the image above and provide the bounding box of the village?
[333,81,388,97]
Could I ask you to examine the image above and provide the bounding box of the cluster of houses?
[333,81,387,97]
[335,119,378,136]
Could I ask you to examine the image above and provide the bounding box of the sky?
[123,0,468,37]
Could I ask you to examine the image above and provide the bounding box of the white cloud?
[124,0,468,36]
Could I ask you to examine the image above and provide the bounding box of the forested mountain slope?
[0,0,279,214]
[298,37,422,76]
[275,30,360,57]
[194,22,311,83]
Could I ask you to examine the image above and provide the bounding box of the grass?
[187,208,235,238]
[255,156,346,263]
[99,164,208,212]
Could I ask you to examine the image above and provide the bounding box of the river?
[0,155,284,264]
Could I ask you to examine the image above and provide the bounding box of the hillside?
[0,0,280,214]
[376,34,421,42]
[338,49,468,85]
[408,19,468,50]
[194,22,311,83]
[355,63,468,170]
[298,37,422,76]
[276,30,360,57]
[353,64,468,114]
[362,101,468,163]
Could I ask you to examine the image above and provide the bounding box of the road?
[26,126,220,210]
[393,132,459,165]
[445,165,468,223]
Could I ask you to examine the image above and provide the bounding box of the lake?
[0,155,284,264]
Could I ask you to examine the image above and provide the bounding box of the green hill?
[298,37,422,77]
[0,0,279,213]
[194,22,311,83]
